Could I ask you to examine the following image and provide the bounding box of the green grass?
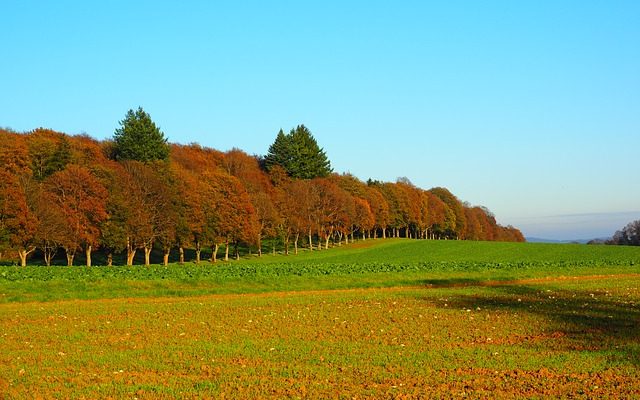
[240,239,640,265]
[0,239,638,303]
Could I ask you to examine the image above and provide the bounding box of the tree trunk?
[213,244,219,263]
[382,228,386,239]
[66,249,75,267]
[85,245,92,267]
[257,233,262,257]
[284,236,289,256]
[235,241,240,260]
[195,241,201,264]
[179,246,184,265]
[144,245,152,266]
[127,237,135,266]
[127,248,136,266]
[19,251,26,267]
[163,247,170,266]
[224,241,229,261]
[294,233,299,255]
[18,248,34,267]
[107,251,113,267]
[324,227,333,250]
[308,230,313,251]
[43,247,55,267]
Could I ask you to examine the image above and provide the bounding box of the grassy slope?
[1,239,639,303]
[250,239,640,264]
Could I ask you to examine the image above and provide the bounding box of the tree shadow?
[418,278,640,367]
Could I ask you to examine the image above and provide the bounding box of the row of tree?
[0,111,524,267]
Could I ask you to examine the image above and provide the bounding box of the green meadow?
[0,239,638,303]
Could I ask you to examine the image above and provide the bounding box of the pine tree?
[113,107,169,162]
[264,129,291,171]
[264,125,332,179]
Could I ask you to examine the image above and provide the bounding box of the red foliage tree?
[205,172,258,261]
[45,165,108,266]
[0,171,38,266]
[364,186,390,239]
[223,149,280,256]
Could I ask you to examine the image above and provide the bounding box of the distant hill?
[526,237,610,244]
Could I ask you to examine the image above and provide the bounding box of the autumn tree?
[45,166,108,266]
[423,191,447,239]
[284,179,319,252]
[223,149,280,256]
[170,143,227,264]
[429,187,467,239]
[496,226,525,242]
[121,161,177,266]
[169,164,204,264]
[0,129,31,177]
[170,143,224,174]
[352,196,375,240]
[378,182,409,238]
[395,179,422,238]
[0,172,39,266]
[309,179,351,249]
[93,164,130,266]
[27,129,71,181]
[205,172,258,261]
[32,189,67,266]
[364,185,390,239]
[329,174,376,243]
[113,107,169,162]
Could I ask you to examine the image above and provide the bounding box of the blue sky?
[2,1,639,240]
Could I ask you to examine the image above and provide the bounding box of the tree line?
[0,109,524,267]
[602,220,640,246]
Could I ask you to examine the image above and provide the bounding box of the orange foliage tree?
[0,171,38,266]
[45,165,108,266]
[224,149,281,256]
[121,161,177,266]
[205,172,258,261]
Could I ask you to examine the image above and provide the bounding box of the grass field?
[1,239,639,398]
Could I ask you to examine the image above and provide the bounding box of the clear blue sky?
[2,1,639,240]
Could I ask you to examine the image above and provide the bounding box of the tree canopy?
[264,125,332,179]
[0,125,525,267]
[113,107,169,162]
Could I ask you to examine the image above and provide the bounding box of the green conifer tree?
[264,125,332,179]
[113,107,169,162]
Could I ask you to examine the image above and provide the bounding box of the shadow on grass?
[419,277,640,367]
